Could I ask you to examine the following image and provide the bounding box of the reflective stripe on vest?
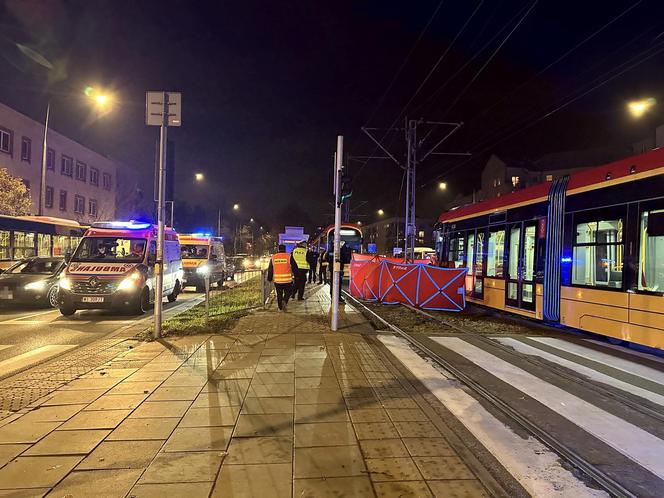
[292,247,310,270]
[271,253,292,283]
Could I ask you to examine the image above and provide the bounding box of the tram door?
[505,222,536,311]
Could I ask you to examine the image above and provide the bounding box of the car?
[0,257,65,308]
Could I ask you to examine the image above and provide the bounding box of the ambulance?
[57,221,183,315]
[179,233,226,291]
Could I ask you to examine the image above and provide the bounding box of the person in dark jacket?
[318,249,328,284]
[306,248,319,283]
[328,241,352,304]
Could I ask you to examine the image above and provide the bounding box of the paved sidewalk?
[0,285,490,497]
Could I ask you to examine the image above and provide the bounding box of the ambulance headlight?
[118,271,142,291]
[196,264,210,275]
[59,277,72,291]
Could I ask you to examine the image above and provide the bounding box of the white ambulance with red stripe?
[57,221,183,316]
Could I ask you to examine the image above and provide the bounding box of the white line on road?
[379,335,607,498]
[496,337,664,408]
[0,309,59,323]
[0,345,76,377]
[435,336,664,481]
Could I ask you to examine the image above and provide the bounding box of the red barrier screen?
[350,255,467,311]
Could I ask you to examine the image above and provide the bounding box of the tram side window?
[13,231,36,260]
[37,234,51,257]
[447,237,465,268]
[639,209,664,292]
[0,231,9,260]
[487,229,505,277]
[52,236,69,256]
[572,219,623,288]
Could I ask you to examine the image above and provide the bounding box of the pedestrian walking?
[318,248,328,284]
[291,241,309,300]
[267,244,294,311]
[307,247,319,283]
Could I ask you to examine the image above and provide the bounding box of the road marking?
[0,345,76,377]
[379,335,607,498]
[0,309,60,323]
[435,336,664,481]
[496,337,664,408]
[0,346,12,352]
[531,337,664,385]
[583,339,664,365]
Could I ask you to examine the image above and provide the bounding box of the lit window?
[418,230,425,238]
[511,176,520,188]
[638,209,664,292]
[13,231,36,259]
[572,219,624,288]
[546,174,553,182]
[0,231,9,259]
[37,234,51,257]
[487,230,505,277]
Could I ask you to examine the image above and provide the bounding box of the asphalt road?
[0,290,203,372]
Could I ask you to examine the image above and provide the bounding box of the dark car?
[0,257,65,308]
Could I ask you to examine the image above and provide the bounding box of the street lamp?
[250,217,254,223]
[627,98,656,118]
[233,203,240,211]
[377,209,384,216]
[195,173,204,181]
[438,181,447,190]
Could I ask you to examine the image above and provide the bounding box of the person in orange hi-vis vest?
[267,244,295,311]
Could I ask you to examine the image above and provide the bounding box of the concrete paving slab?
[84,393,149,411]
[58,409,130,430]
[147,386,202,401]
[294,421,357,447]
[212,463,291,498]
[77,440,164,470]
[18,405,87,423]
[225,437,292,465]
[354,421,400,440]
[348,408,391,423]
[24,429,110,456]
[293,476,375,497]
[234,413,293,437]
[365,457,423,482]
[106,380,162,395]
[162,427,233,452]
[0,489,49,498]
[179,406,240,427]
[130,400,192,418]
[402,438,456,457]
[40,389,107,406]
[191,391,244,408]
[139,451,224,483]
[413,456,475,480]
[374,480,433,497]
[0,444,29,468]
[128,482,213,497]
[0,421,60,444]
[294,445,366,478]
[107,417,179,441]
[0,456,82,488]
[360,439,410,458]
[47,468,142,497]
[247,383,294,397]
[294,403,349,423]
[295,388,344,405]
[240,397,293,415]
[427,479,488,497]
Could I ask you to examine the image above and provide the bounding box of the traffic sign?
[146,91,181,126]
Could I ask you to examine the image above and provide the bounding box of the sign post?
[331,136,343,331]
[146,91,181,339]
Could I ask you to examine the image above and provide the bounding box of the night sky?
[1,0,663,234]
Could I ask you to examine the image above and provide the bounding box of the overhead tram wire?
[420,40,664,189]
[351,0,446,174]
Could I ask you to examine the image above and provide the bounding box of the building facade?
[0,102,118,224]
[362,217,434,256]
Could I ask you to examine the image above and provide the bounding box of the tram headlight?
[59,277,72,291]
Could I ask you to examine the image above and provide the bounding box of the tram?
[435,148,664,350]
[0,215,86,270]
[311,223,364,254]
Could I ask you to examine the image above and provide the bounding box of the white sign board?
[146,91,181,126]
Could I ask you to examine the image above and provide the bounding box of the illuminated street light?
[357,221,362,226]
[627,98,656,118]
[250,218,254,223]
[233,203,240,211]
[195,173,204,181]
[377,209,384,216]
[438,181,447,190]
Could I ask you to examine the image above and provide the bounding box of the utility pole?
[39,102,50,216]
[146,91,181,340]
[331,136,343,332]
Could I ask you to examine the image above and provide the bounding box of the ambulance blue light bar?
[91,221,152,230]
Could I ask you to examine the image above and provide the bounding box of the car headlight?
[59,277,72,291]
[24,280,48,291]
[196,264,210,275]
[118,271,142,291]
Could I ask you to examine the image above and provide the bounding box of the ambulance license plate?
[82,296,105,303]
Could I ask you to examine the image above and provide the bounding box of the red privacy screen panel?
[349,255,467,311]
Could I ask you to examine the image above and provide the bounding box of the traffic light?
[340,174,352,202]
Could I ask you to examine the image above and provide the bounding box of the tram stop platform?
[0,284,499,498]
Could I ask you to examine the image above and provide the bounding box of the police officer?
[307,247,319,284]
[291,241,309,300]
[267,244,294,311]
[318,248,328,284]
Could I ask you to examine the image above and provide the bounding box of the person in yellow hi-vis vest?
[290,241,310,300]
[267,245,294,311]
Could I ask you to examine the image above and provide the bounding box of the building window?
[0,230,9,259]
[74,195,85,214]
[88,199,98,217]
[75,161,87,182]
[638,208,664,293]
[546,174,553,182]
[45,186,54,208]
[90,167,99,186]
[572,219,624,288]
[0,127,12,155]
[511,175,520,188]
[47,148,55,170]
[59,190,67,211]
[487,230,505,277]
[418,230,425,239]
[102,172,112,190]
[20,137,31,162]
[22,179,30,191]
[61,155,73,176]
[13,231,36,259]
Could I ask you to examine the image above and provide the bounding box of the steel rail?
[343,291,636,498]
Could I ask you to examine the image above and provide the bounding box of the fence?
[203,269,272,321]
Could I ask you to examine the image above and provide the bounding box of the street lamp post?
[39,102,50,216]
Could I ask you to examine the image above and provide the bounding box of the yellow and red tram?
[436,148,664,349]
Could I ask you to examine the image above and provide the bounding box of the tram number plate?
[82,296,105,303]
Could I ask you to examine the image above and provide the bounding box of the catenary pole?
[331,136,343,331]
[154,93,169,339]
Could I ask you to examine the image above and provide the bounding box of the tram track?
[343,290,637,498]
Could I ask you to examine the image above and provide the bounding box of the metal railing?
[202,269,271,322]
